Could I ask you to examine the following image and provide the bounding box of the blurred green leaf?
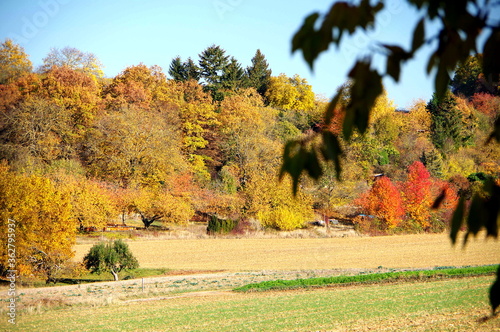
[487,118,500,144]
[291,13,321,70]
[383,45,412,82]
[305,150,323,180]
[432,189,446,209]
[467,194,485,237]
[450,196,465,245]
[344,60,382,140]
[435,64,450,101]
[324,89,343,126]
[412,17,425,52]
[321,131,343,180]
[490,266,500,316]
[483,27,500,84]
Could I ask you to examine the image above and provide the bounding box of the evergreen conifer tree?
[246,49,272,96]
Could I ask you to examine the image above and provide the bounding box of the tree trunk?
[111,269,119,281]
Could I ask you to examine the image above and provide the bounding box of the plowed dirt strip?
[73,233,498,271]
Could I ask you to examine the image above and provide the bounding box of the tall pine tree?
[222,57,245,90]
[427,91,472,152]
[198,45,229,86]
[168,56,186,81]
[168,57,200,82]
[246,49,272,96]
[183,57,200,81]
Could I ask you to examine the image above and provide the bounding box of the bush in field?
[83,239,138,281]
[207,215,237,234]
[258,207,305,231]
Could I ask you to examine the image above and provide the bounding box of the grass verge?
[234,265,499,292]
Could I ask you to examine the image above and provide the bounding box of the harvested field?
[73,232,498,271]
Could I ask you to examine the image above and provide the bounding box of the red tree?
[356,176,405,229]
[401,161,433,229]
[471,92,500,119]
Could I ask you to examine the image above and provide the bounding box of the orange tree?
[355,176,405,230]
[282,0,499,315]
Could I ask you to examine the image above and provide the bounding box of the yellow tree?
[156,79,219,181]
[265,74,315,111]
[85,106,186,187]
[0,39,32,84]
[39,66,102,140]
[129,186,194,228]
[0,164,75,282]
[249,172,314,231]
[52,172,117,229]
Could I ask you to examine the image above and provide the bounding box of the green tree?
[169,57,200,82]
[0,39,32,84]
[246,49,272,96]
[221,57,245,90]
[427,91,474,152]
[83,239,139,281]
[168,56,185,81]
[183,58,201,81]
[198,44,230,86]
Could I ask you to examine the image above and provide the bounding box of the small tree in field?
[356,176,405,229]
[83,240,138,281]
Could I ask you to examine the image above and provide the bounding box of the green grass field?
[234,265,499,292]
[9,276,499,331]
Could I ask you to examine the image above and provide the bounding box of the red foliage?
[471,92,500,119]
[401,161,433,229]
[356,176,405,229]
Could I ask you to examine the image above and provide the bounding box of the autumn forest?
[0,39,499,278]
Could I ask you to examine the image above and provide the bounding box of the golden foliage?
[0,163,75,278]
[266,74,315,111]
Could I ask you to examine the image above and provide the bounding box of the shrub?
[207,215,237,234]
[83,239,139,281]
[258,207,305,231]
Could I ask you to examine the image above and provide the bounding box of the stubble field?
[74,232,499,271]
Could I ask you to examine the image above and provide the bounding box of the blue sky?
[0,0,479,107]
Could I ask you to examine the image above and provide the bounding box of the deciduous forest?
[0,38,499,279]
